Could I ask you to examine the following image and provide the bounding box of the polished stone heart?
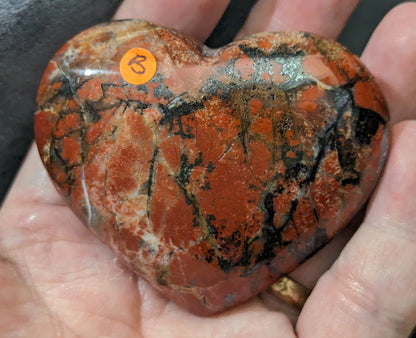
[34,20,389,315]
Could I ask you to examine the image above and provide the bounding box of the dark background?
[0,0,414,336]
[0,0,405,203]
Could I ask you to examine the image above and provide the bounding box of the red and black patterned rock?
[34,20,389,315]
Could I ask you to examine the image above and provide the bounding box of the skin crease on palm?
[0,0,415,336]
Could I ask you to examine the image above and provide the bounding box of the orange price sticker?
[120,48,157,85]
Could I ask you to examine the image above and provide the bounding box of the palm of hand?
[1,1,416,337]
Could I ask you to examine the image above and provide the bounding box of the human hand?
[1,1,415,337]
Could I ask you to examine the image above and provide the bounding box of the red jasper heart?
[34,20,389,315]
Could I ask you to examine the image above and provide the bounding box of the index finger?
[236,0,359,40]
[361,2,416,124]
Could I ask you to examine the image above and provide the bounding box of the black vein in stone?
[146,147,159,218]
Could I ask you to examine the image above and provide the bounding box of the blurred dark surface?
[338,0,405,54]
[206,0,258,47]
[0,0,405,204]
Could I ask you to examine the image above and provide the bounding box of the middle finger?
[114,0,230,42]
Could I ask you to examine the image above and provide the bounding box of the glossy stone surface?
[34,20,389,315]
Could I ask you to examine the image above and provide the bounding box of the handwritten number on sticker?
[128,54,147,75]
[120,48,157,85]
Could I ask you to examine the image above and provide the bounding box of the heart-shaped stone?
[34,20,389,315]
